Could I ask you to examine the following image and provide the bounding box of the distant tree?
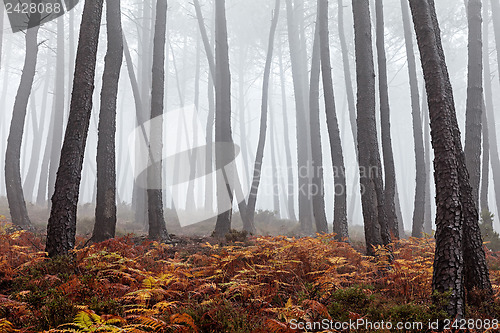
[246,0,280,229]
[464,0,483,208]
[5,0,42,229]
[319,0,348,239]
[285,0,314,233]
[352,0,389,254]
[46,0,104,257]
[213,0,235,238]
[309,17,329,234]
[400,0,426,238]
[147,0,169,241]
[375,0,398,240]
[91,0,124,242]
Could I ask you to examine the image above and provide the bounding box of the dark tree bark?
[5,2,42,229]
[400,0,426,238]
[47,15,66,207]
[319,0,348,239]
[352,0,389,255]
[464,0,483,209]
[410,0,492,318]
[278,38,297,221]
[375,0,398,240]
[285,0,314,233]
[45,0,104,257]
[91,0,123,242]
[246,0,280,228]
[213,0,235,237]
[308,17,328,234]
[147,0,169,241]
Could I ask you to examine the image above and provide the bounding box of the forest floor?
[1,201,500,332]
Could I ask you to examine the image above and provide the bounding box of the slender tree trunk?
[375,0,398,240]
[45,0,104,257]
[285,0,314,233]
[488,0,500,220]
[308,17,328,234]
[278,39,296,221]
[464,0,483,209]
[92,0,123,242]
[353,0,388,255]
[147,0,169,241]
[47,16,66,207]
[213,0,235,237]
[246,0,280,228]
[238,47,251,185]
[269,80,281,217]
[481,101,489,213]
[400,0,426,238]
[5,6,41,229]
[319,0,348,239]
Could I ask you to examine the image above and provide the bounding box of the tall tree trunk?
[45,0,104,257]
[464,0,483,209]
[47,16,66,207]
[269,80,281,217]
[481,101,489,213]
[246,0,280,227]
[213,0,235,237]
[319,0,348,240]
[308,17,328,233]
[92,0,123,242]
[400,0,426,238]
[410,0,491,318]
[277,38,297,221]
[488,0,500,220]
[375,0,398,240]
[352,0,388,255]
[238,47,251,185]
[5,4,42,229]
[422,94,433,234]
[429,0,492,300]
[147,0,169,241]
[285,0,314,233]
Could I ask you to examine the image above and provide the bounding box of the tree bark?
[45,0,104,257]
[92,0,123,242]
[147,0,169,241]
[319,0,348,239]
[352,0,388,255]
[5,2,42,229]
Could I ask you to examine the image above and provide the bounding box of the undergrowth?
[0,217,499,332]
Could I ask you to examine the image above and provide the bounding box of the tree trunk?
[92,0,123,242]
[47,15,66,207]
[147,0,169,241]
[269,81,281,217]
[352,0,388,255]
[422,94,433,234]
[285,0,314,233]
[308,16,328,234]
[375,0,398,240]
[488,0,500,221]
[319,0,348,240]
[480,101,489,213]
[246,0,280,227]
[278,38,297,221]
[400,0,426,238]
[45,0,104,257]
[5,3,42,229]
[464,0,483,209]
